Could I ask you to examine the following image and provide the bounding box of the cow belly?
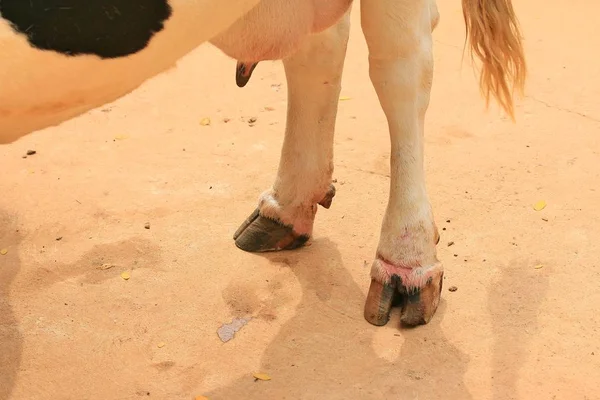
[0,0,261,142]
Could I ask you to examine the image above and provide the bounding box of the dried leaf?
[120,271,131,280]
[200,117,211,126]
[533,200,547,211]
[534,264,544,269]
[253,373,271,381]
[339,96,351,101]
[0,249,7,255]
[157,342,166,348]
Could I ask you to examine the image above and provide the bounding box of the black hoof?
[233,209,309,253]
[398,273,443,326]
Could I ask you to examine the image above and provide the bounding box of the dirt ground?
[1,1,599,399]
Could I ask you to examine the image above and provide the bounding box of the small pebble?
[144,222,150,230]
[26,150,36,156]
[449,286,458,292]
[56,237,63,241]
[447,241,455,247]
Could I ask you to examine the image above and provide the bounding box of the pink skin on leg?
[371,258,443,290]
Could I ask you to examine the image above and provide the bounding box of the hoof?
[233,209,309,253]
[233,184,336,253]
[398,272,443,326]
[364,279,396,326]
[364,272,443,327]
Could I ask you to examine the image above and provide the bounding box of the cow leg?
[361,0,442,326]
[234,11,351,252]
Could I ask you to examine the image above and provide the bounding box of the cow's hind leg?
[361,0,442,326]
[234,12,351,252]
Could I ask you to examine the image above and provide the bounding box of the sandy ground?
[1,1,599,399]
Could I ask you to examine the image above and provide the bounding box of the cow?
[0,0,526,327]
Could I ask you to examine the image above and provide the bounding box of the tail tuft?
[462,0,527,120]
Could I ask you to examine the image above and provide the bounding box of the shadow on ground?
[207,238,472,399]
[0,210,23,399]
[489,260,550,400]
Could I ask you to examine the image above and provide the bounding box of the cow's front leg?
[361,0,442,326]
[234,13,351,252]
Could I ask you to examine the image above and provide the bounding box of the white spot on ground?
[217,317,251,342]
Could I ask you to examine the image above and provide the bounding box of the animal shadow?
[206,238,473,400]
[488,260,550,400]
[0,210,23,400]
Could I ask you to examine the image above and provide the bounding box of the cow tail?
[462,0,527,119]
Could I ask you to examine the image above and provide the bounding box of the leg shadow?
[0,210,23,399]
[206,238,472,399]
[488,260,550,400]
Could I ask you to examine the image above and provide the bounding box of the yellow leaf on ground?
[253,373,271,381]
[120,271,131,280]
[0,249,7,255]
[533,200,547,211]
[534,264,544,269]
[157,342,166,348]
[339,96,351,101]
[200,117,211,126]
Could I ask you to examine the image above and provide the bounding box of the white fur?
[361,0,440,282]
[258,12,350,235]
[1,0,442,287]
[0,0,262,142]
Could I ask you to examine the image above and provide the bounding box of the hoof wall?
[233,209,308,252]
[364,272,443,327]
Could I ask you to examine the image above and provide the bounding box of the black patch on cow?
[0,0,172,58]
